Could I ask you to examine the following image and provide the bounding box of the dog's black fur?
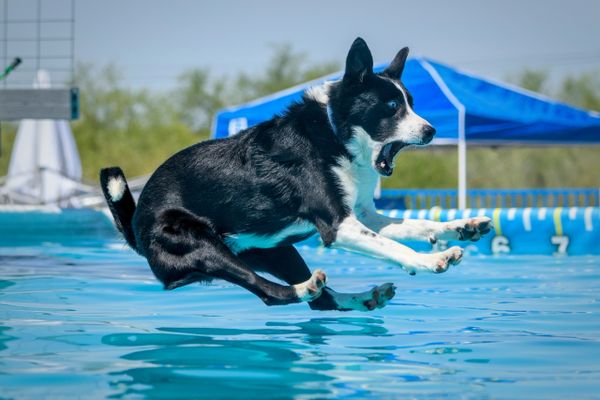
[100,38,430,310]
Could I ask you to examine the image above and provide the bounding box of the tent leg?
[458,138,467,209]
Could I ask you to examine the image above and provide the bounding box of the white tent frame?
[418,59,467,209]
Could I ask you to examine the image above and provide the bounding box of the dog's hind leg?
[145,208,325,306]
[239,246,396,311]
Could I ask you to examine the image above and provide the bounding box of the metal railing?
[376,188,600,209]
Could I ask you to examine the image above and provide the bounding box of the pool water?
[1,234,599,399]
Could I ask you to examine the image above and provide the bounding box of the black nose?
[422,125,436,143]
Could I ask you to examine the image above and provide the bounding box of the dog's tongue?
[375,142,405,176]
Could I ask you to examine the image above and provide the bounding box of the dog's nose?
[422,125,436,143]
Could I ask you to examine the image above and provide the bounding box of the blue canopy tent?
[212,58,600,208]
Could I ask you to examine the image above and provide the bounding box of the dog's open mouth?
[374,141,407,176]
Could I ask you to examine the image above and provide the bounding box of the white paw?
[331,282,397,312]
[361,282,396,311]
[294,269,327,302]
[406,246,464,275]
[441,217,493,242]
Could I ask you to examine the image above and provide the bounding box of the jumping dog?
[100,38,492,311]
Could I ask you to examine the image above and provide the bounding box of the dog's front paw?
[294,269,327,302]
[406,246,464,275]
[362,282,396,311]
[442,217,493,242]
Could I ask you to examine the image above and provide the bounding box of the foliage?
[0,124,17,176]
[381,145,599,189]
[70,64,198,181]
[175,44,339,137]
[175,69,226,135]
[559,72,600,112]
[231,43,338,103]
[512,68,600,112]
[382,68,600,189]
[67,46,340,181]
[511,69,549,93]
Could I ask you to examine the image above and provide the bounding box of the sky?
[3,0,600,92]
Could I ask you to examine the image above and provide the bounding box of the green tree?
[71,63,197,181]
[233,43,338,102]
[175,69,227,136]
[559,72,600,111]
[174,44,339,139]
[71,45,338,179]
[0,123,17,176]
[512,69,548,93]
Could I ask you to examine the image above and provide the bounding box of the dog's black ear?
[344,37,373,83]
[383,47,409,80]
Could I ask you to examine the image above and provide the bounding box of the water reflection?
[103,318,389,399]
[161,317,390,345]
[0,279,16,291]
[0,280,16,354]
[0,326,16,352]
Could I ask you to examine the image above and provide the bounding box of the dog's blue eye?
[386,100,399,110]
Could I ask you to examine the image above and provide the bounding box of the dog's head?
[328,37,436,176]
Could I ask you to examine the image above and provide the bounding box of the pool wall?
[0,206,115,246]
[0,206,598,255]
[379,207,599,256]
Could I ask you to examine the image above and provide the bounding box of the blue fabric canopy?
[212,58,600,145]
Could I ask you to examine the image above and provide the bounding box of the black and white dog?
[100,38,492,312]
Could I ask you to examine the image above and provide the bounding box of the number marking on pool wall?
[551,235,569,255]
[369,207,598,255]
[492,235,511,254]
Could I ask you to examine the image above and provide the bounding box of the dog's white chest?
[331,127,381,211]
[332,157,379,211]
[224,221,316,254]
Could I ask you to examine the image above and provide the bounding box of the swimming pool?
[1,224,599,398]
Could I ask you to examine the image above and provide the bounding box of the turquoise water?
[1,232,600,399]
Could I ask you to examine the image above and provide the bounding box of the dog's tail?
[100,167,138,251]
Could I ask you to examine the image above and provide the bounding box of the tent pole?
[458,137,467,209]
[418,59,468,209]
[458,108,467,209]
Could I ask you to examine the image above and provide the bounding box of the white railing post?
[418,59,468,210]
[458,108,467,209]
